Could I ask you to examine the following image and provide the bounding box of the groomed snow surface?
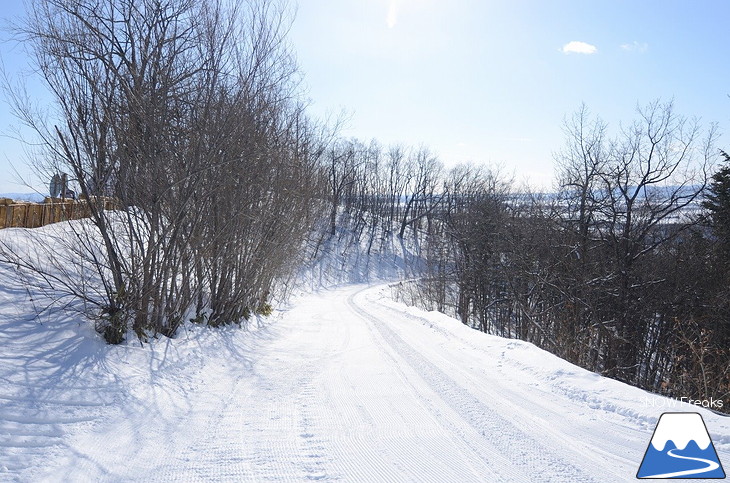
[2,281,729,481]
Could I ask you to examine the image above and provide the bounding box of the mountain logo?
[637,412,726,479]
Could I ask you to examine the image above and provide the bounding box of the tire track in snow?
[290,292,414,482]
[345,304,512,481]
[376,292,641,478]
[348,287,599,482]
[315,287,499,482]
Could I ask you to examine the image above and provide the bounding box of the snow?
[650,413,712,451]
[1,223,729,481]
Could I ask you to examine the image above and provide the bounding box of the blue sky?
[1,0,729,192]
[290,0,730,188]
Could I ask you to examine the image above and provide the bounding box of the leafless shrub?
[2,0,325,342]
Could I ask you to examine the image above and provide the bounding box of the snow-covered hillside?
[1,227,729,481]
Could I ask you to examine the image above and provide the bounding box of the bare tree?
[596,101,713,381]
[554,100,717,382]
[398,147,444,239]
[2,0,324,342]
[325,139,360,236]
[555,104,609,262]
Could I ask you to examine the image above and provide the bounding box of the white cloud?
[561,41,598,55]
[620,41,649,53]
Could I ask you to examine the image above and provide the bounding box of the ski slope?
[1,282,729,482]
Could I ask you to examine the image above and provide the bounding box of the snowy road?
[2,284,729,481]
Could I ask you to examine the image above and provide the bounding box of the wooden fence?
[0,197,118,230]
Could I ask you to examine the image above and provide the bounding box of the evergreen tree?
[703,150,730,266]
[701,150,730,356]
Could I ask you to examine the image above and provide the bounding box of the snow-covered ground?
[1,218,728,482]
[2,272,729,481]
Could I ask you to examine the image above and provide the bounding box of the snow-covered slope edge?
[373,283,730,446]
